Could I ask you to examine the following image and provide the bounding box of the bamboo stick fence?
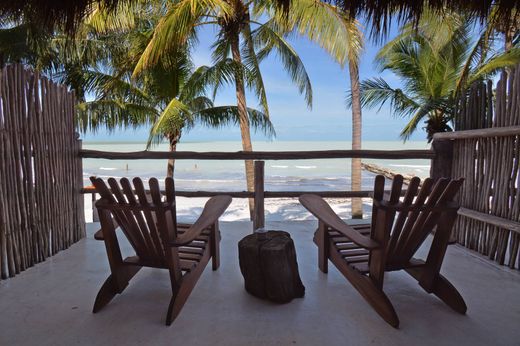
[0,64,85,280]
[435,66,520,269]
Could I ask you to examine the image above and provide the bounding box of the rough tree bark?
[230,33,255,220]
[166,131,180,178]
[349,61,363,219]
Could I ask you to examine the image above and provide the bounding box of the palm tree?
[358,10,520,141]
[68,3,274,177]
[276,1,364,217]
[134,0,314,217]
[0,14,56,69]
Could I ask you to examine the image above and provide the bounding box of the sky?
[82,18,426,143]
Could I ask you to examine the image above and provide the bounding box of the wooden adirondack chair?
[299,174,466,328]
[90,176,232,325]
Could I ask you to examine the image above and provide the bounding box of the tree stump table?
[238,230,305,303]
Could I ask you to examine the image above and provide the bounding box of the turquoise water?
[82,140,430,191]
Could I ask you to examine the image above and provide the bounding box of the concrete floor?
[1,221,519,346]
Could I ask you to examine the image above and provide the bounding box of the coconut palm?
[358,10,520,141]
[272,1,364,217]
[67,3,274,177]
[134,0,316,217]
[0,14,56,69]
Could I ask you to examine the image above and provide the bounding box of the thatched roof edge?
[0,0,518,33]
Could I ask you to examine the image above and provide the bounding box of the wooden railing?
[80,148,434,229]
[433,126,520,269]
[80,131,520,270]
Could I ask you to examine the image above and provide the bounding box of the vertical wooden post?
[430,139,454,180]
[92,192,99,222]
[431,138,457,243]
[317,220,329,273]
[253,160,265,231]
[75,133,86,238]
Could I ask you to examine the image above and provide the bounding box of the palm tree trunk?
[167,132,180,178]
[230,32,255,220]
[349,61,363,219]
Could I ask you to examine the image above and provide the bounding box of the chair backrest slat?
[394,178,450,262]
[107,178,151,261]
[370,175,386,239]
[386,176,421,260]
[119,178,158,259]
[92,177,179,268]
[372,175,463,268]
[132,177,167,265]
[398,179,464,262]
[386,177,433,263]
[92,177,143,256]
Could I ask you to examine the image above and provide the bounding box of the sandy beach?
[84,195,374,224]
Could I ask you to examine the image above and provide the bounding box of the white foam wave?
[271,165,289,168]
[99,167,118,171]
[294,165,317,169]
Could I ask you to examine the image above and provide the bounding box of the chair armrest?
[299,194,379,250]
[172,195,232,246]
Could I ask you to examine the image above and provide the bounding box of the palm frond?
[77,99,158,133]
[241,21,269,116]
[84,1,138,34]
[253,23,312,107]
[134,0,231,76]
[146,98,192,148]
[356,78,420,118]
[193,106,276,137]
[471,47,520,82]
[276,0,363,66]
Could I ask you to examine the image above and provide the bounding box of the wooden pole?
[430,139,454,180]
[253,161,265,231]
[80,149,434,161]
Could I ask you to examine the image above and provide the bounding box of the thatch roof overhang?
[0,0,519,33]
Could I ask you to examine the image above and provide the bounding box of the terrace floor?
[1,221,519,346]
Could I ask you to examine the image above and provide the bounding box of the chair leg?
[328,246,399,328]
[92,266,141,313]
[165,249,210,326]
[93,275,118,313]
[406,268,467,314]
[210,223,220,271]
[165,273,200,326]
[166,289,182,326]
[316,221,329,273]
[353,276,400,328]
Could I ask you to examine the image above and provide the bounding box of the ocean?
[82,140,431,192]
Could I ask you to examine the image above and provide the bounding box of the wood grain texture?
[82,187,375,199]
[80,149,434,160]
[300,175,466,328]
[238,231,305,303]
[253,161,265,230]
[91,177,231,325]
[449,67,520,269]
[0,64,84,280]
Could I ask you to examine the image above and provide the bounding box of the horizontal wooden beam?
[263,191,372,198]
[81,187,373,199]
[433,126,520,140]
[79,149,434,160]
[458,207,520,233]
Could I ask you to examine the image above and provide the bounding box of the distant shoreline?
[82,139,429,145]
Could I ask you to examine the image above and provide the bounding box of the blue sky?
[83,18,425,143]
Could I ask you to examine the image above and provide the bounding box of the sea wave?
[99,167,118,171]
[388,164,430,168]
[294,165,317,169]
